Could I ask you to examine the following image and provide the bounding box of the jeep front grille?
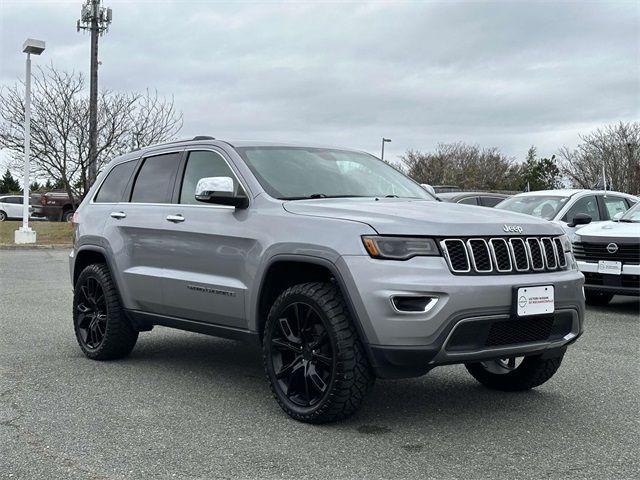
[440,236,567,275]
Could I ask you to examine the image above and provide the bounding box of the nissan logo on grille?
[503,224,523,234]
[606,243,619,254]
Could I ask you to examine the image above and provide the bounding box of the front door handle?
[166,214,185,223]
[110,211,126,219]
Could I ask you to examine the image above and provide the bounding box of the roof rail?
[192,135,215,140]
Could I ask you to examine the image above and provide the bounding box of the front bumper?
[337,255,585,378]
[577,260,640,296]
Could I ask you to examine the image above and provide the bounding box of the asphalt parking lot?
[1,249,638,480]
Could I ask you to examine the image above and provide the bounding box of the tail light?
[72,212,79,224]
[40,195,47,205]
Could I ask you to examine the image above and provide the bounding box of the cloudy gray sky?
[1,0,639,166]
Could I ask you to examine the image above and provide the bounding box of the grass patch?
[0,221,73,245]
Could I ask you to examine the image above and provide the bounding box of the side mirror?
[567,213,592,228]
[195,177,248,209]
[612,212,623,222]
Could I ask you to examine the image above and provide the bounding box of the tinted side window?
[458,197,478,205]
[95,160,137,203]
[179,151,240,204]
[5,197,22,204]
[482,196,505,207]
[603,196,628,219]
[562,195,601,222]
[131,153,181,203]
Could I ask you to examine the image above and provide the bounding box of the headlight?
[362,236,440,260]
[560,234,573,253]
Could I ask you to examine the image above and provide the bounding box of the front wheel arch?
[254,256,373,359]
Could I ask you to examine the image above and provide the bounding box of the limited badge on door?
[517,286,555,317]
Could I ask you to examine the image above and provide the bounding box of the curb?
[0,244,72,250]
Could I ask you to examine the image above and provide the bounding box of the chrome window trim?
[467,238,493,272]
[526,237,545,271]
[489,238,513,273]
[91,145,251,210]
[441,239,471,273]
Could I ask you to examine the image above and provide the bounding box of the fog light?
[391,296,437,313]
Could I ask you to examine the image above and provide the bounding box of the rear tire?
[0,211,6,222]
[62,209,74,222]
[73,263,138,360]
[263,282,375,423]
[465,354,564,391]
[585,290,614,306]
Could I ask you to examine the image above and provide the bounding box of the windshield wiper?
[278,194,366,200]
[618,219,637,223]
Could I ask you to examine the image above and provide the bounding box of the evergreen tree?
[0,168,21,194]
[520,147,562,191]
[52,178,65,190]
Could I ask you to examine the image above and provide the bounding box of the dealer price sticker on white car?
[517,286,555,317]
[597,260,622,275]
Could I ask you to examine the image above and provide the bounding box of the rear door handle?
[166,214,185,223]
[110,211,126,219]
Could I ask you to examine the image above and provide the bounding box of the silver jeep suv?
[70,137,585,423]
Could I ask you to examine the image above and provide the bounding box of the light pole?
[381,137,392,161]
[15,38,45,245]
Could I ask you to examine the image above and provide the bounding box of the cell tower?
[77,0,112,188]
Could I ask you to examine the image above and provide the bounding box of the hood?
[575,220,640,240]
[283,198,563,236]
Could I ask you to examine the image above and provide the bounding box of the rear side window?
[130,153,181,203]
[95,160,137,203]
[603,196,628,219]
[482,196,505,207]
[3,196,22,204]
[458,197,478,205]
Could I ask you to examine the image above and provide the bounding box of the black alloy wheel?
[269,302,335,408]
[76,276,108,350]
[73,263,138,360]
[263,282,374,423]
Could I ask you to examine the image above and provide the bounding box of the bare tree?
[401,142,523,191]
[0,65,182,206]
[559,122,640,194]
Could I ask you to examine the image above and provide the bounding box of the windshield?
[236,147,434,200]
[619,203,640,222]
[496,195,570,220]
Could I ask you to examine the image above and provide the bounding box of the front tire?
[73,263,138,360]
[263,282,374,423]
[585,290,614,306]
[465,354,564,391]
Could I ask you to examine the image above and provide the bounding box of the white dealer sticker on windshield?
[517,286,554,317]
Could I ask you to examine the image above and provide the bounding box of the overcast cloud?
[1,0,638,165]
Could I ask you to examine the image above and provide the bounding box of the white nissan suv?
[573,203,640,305]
